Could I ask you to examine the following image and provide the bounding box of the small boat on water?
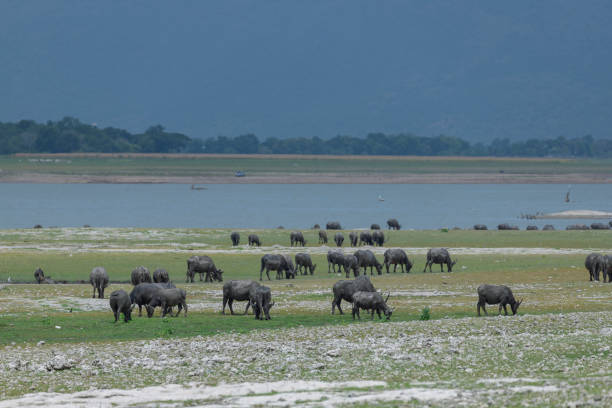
[378,195,385,202]
[235,171,246,177]
[190,184,207,191]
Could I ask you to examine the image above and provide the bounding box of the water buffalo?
[313,224,320,229]
[591,223,610,230]
[34,268,45,284]
[349,232,358,247]
[131,266,152,285]
[542,224,555,231]
[526,225,538,230]
[566,224,590,230]
[342,254,360,278]
[90,266,109,299]
[186,256,223,282]
[147,288,187,318]
[248,234,261,246]
[295,253,316,275]
[290,231,306,247]
[354,249,383,275]
[352,291,392,320]
[282,255,297,279]
[326,221,342,230]
[223,280,260,314]
[230,231,240,246]
[153,268,170,283]
[477,284,522,316]
[318,230,328,244]
[602,255,612,283]
[585,253,602,281]
[129,282,176,317]
[383,249,413,273]
[109,289,133,323]
[327,250,345,273]
[260,254,296,280]
[249,285,274,320]
[498,223,519,230]
[370,224,381,230]
[359,231,373,246]
[423,248,456,272]
[334,232,345,247]
[331,275,376,314]
[473,224,488,230]
[372,230,385,246]
[387,218,401,230]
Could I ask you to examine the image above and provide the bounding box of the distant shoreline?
[1,173,611,184]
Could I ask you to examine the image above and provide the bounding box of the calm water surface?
[0,184,610,230]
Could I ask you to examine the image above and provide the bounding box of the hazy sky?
[1,1,611,141]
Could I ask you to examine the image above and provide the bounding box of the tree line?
[1,117,611,158]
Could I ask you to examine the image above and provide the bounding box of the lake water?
[0,183,610,230]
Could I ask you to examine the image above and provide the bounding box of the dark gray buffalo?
[131,266,152,285]
[34,268,45,284]
[372,230,385,246]
[498,223,519,230]
[370,224,381,230]
[387,218,401,230]
[526,225,539,230]
[290,231,306,247]
[477,284,522,316]
[248,234,261,246]
[318,230,328,244]
[90,266,109,299]
[334,232,345,247]
[295,253,316,275]
[423,248,457,273]
[153,268,170,283]
[249,285,274,320]
[331,275,376,314]
[354,249,383,275]
[186,256,223,282]
[383,249,413,273]
[473,224,488,230]
[327,250,345,273]
[223,280,260,314]
[130,282,176,317]
[230,231,240,246]
[359,231,373,246]
[147,288,187,317]
[349,232,359,247]
[352,291,392,320]
[585,253,602,281]
[109,289,133,323]
[326,221,342,230]
[260,254,296,280]
[342,254,360,278]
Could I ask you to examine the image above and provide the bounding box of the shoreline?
[1,172,611,184]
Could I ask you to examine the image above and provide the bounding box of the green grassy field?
[2,154,612,177]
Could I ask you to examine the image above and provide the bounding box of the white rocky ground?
[2,312,612,407]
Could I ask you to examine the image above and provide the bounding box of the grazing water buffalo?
[352,291,392,320]
[283,255,297,279]
[498,223,519,230]
[230,231,240,246]
[372,230,385,246]
[34,268,45,284]
[249,285,274,320]
[248,234,261,246]
[359,231,373,246]
[542,224,555,230]
[130,282,176,316]
[295,253,316,275]
[473,224,488,230]
[90,266,109,299]
[326,221,342,230]
[349,232,358,247]
[585,253,603,281]
[260,254,296,280]
[131,266,151,285]
[290,231,306,247]
[567,224,589,230]
[327,250,345,273]
[332,275,376,314]
[223,280,260,314]
[477,284,522,316]
[387,218,401,230]
[147,288,187,317]
[370,224,381,230]
[601,255,612,283]
[342,254,360,278]
[334,233,344,247]
[318,230,328,244]
[526,225,538,230]
[313,224,320,229]
[383,249,413,273]
[423,248,456,273]
[591,223,610,230]
[186,256,223,282]
[354,249,383,275]
[109,289,133,322]
[153,268,170,283]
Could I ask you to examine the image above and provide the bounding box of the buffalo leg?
[266,269,271,280]
[113,311,118,322]
[243,301,251,315]
[228,299,235,315]
[92,286,96,298]
[376,309,381,319]
[138,304,142,317]
[371,309,375,320]
[222,296,228,314]
[503,304,508,315]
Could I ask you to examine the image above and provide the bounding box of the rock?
[326,349,340,357]
[37,341,45,346]
[46,355,75,371]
